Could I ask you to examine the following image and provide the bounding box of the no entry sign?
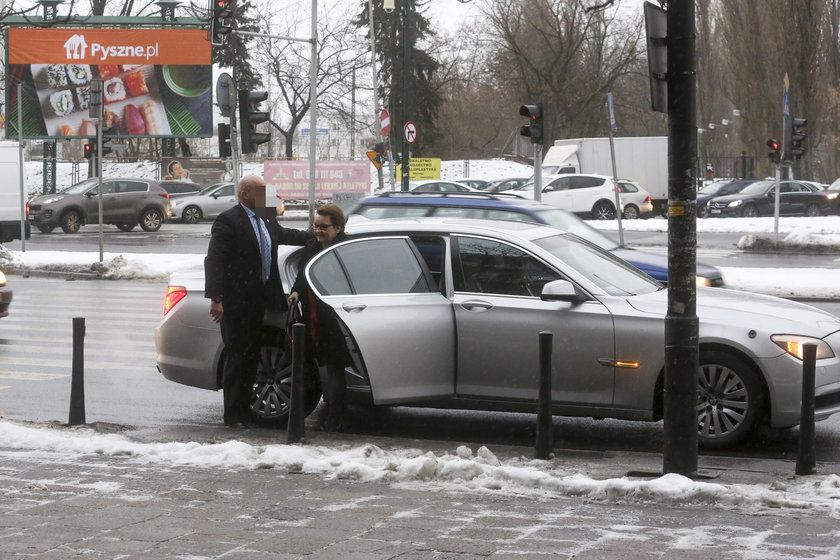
[380,109,391,136]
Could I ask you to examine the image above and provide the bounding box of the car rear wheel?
[805,203,822,217]
[249,342,322,427]
[139,208,163,232]
[182,205,202,224]
[741,204,759,218]
[697,350,765,449]
[623,205,639,220]
[116,222,136,232]
[591,201,616,220]
[36,224,55,233]
[60,210,82,233]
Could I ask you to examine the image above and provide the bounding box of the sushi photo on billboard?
[4,28,212,140]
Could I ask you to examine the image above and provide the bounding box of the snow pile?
[2,420,839,517]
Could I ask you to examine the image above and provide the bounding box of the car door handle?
[342,303,367,313]
[460,299,493,312]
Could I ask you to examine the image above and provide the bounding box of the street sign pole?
[16,82,26,252]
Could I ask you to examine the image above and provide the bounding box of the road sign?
[403,121,417,144]
[216,72,236,114]
[380,109,391,136]
[366,150,381,169]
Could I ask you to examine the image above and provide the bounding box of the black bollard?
[535,331,554,460]
[796,342,817,475]
[286,322,306,444]
[68,317,86,425]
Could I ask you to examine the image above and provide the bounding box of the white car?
[513,174,624,219]
[617,180,654,219]
[155,217,840,448]
[409,180,481,193]
[171,182,285,224]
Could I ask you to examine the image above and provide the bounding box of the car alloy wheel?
[805,203,822,217]
[182,205,202,225]
[741,204,759,218]
[250,342,322,427]
[591,201,616,220]
[140,208,163,232]
[623,205,639,220]
[696,351,763,449]
[60,210,82,233]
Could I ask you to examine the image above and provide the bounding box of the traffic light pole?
[96,122,104,263]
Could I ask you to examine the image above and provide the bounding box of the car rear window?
[355,205,429,219]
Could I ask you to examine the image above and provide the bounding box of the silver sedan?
[155,218,840,448]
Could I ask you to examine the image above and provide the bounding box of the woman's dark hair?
[316,204,346,230]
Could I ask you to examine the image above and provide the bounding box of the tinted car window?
[310,239,432,295]
[217,185,235,196]
[119,181,148,193]
[571,176,605,189]
[618,182,638,193]
[454,237,561,297]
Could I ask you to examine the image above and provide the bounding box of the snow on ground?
[1,420,839,518]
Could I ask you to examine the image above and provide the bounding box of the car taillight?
[163,286,187,315]
[645,195,652,202]
[159,192,171,199]
[25,201,30,219]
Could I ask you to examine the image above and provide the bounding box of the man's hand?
[210,300,224,323]
[288,291,299,305]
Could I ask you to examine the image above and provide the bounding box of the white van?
[0,142,31,243]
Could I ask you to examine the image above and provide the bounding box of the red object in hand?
[124,104,146,135]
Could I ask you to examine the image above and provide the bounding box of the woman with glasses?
[288,204,350,431]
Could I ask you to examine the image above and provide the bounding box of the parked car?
[409,180,480,193]
[697,179,757,218]
[170,183,287,224]
[616,180,654,219]
[28,177,172,233]
[348,191,724,286]
[453,178,490,190]
[159,180,202,198]
[0,270,11,318]
[485,177,529,193]
[155,218,840,448]
[707,180,834,218]
[513,173,623,220]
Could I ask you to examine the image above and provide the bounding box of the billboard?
[264,161,371,199]
[5,28,212,140]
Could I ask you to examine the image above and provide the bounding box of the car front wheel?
[591,201,616,220]
[249,342,322,427]
[140,208,163,232]
[182,205,202,224]
[741,204,759,218]
[697,350,765,449]
[60,210,82,233]
[36,224,55,233]
[116,222,136,232]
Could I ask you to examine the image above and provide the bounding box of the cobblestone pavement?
[2,425,840,560]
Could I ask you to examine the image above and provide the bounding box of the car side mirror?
[540,279,589,303]
[84,190,96,198]
[542,186,554,192]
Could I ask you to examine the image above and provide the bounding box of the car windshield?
[532,233,661,296]
[198,185,222,196]
[531,208,618,250]
[60,178,99,194]
[828,178,840,192]
[698,182,728,195]
[737,180,774,195]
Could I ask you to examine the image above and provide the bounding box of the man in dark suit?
[205,174,311,427]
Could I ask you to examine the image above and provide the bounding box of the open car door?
[305,236,455,404]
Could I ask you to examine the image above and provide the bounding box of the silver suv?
[29,177,172,233]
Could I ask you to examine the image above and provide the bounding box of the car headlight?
[771,334,835,360]
[41,196,64,204]
[171,200,183,207]
[728,200,743,207]
[696,276,712,287]
[0,270,6,287]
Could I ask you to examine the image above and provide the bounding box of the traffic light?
[238,89,270,154]
[83,143,94,159]
[767,138,780,164]
[790,117,807,160]
[101,126,117,157]
[218,123,232,158]
[519,103,543,144]
[210,0,234,46]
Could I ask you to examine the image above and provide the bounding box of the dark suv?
[29,177,172,233]
[349,191,724,286]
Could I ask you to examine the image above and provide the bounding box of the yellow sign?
[396,158,440,181]
[366,151,381,169]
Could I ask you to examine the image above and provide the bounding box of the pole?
[69,317,86,425]
[662,0,699,476]
[773,165,781,241]
[400,0,412,191]
[368,0,385,192]
[796,343,817,475]
[606,93,625,247]
[16,83,26,252]
[97,123,104,262]
[535,331,553,460]
[533,143,542,202]
[286,322,306,444]
[307,0,318,224]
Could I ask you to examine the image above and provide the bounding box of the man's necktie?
[254,215,271,283]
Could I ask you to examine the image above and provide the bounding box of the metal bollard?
[535,331,554,460]
[796,342,817,475]
[68,317,86,426]
[286,322,306,444]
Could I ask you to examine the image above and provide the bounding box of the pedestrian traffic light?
[83,142,94,159]
[218,123,232,158]
[238,89,270,154]
[210,0,234,46]
[519,104,543,144]
[790,117,807,160]
[767,138,780,164]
